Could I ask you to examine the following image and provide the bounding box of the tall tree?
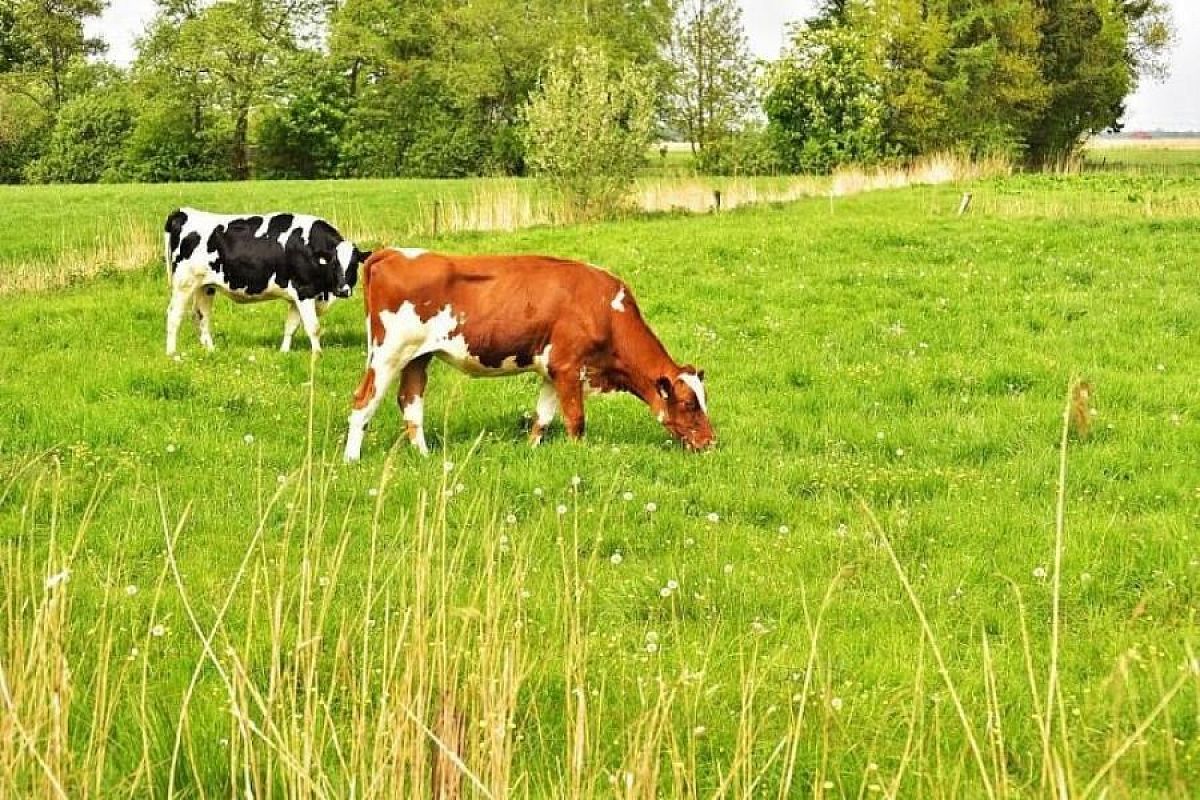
[135,0,326,179]
[1025,0,1172,161]
[666,0,755,153]
[9,0,106,110]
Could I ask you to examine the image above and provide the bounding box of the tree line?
[0,0,1172,185]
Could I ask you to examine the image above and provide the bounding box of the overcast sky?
[91,0,1200,131]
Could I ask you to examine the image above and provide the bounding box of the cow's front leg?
[530,380,560,446]
[398,355,432,456]
[345,341,424,462]
[165,286,191,356]
[193,288,215,351]
[280,303,302,352]
[553,370,586,440]
[345,359,398,463]
[296,299,322,353]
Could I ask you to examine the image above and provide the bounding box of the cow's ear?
[355,247,372,264]
[656,376,672,399]
[697,369,706,382]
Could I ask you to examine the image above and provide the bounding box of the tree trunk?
[232,103,250,180]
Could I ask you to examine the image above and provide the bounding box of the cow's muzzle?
[333,286,353,299]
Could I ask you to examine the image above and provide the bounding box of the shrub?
[25,85,135,183]
[522,45,656,221]
[764,24,888,174]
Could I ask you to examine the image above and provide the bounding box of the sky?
[91,0,1200,131]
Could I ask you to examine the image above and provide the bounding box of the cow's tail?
[164,208,188,283]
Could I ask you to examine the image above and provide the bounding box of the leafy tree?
[666,0,756,156]
[1024,0,1172,161]
[764,23,888,173]
[133,0,326,180]
[7,0,106,110]
[256,55,350,179]
[0,2,29,73]
[523,45,656,220]
[25,79,134,182]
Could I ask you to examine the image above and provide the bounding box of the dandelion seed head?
[644,502,657,513]
[706,512,719,524]
[610,552,623,565]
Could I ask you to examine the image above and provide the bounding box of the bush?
[25,85,135,183]
[696,127,783,176]
[764,24,888,174]
[523,45,656,220]
[122,100,233,183]
[256,59,351,180]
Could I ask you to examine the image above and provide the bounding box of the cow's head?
[332,242,371,298]
[655,367,715,451]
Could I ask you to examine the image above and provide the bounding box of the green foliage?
[764,24,888,173]
[523,45,657,219]
[766,0,1175,167]
[666,0,756,156]
[25,82,135,183]
[255,57,350,180]
[694,126,783,176]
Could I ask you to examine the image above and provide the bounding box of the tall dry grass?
[3,376,1198,798]
[2,154,1006,296]
[0,217,160,297]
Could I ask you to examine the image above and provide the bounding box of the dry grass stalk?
[1069,381,1094,439]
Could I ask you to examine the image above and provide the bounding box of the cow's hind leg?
[280,303,301,352]
[193,288,215,351]
[166,284,192,357]
[530,380,560,446]
[296,299,322,353]
[553,370,586,440]
[398,355,433,456]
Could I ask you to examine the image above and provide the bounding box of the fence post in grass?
[432,200,442,237]
[713,189,722,212]
[431,691,466,800]
[957,192,973,217]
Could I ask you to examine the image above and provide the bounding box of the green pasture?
[2,169,1199,797]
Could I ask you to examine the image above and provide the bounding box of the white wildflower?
[45,569,70,590]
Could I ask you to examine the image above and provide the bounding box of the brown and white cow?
[342,248,714,461]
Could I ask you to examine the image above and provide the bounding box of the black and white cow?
[164,207,370,356]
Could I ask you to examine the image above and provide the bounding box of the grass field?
[3,166,1200,798]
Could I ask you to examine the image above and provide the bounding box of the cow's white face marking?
[611,287,626,312]
[391,247,428,260]
[335,241,355,272]
[679,372,708,414]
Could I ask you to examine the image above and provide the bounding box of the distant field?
[1084,138,1200,175]
[3,170,1200,797]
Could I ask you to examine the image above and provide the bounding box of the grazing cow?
[164,207,370,355]
[343,248,715,461]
